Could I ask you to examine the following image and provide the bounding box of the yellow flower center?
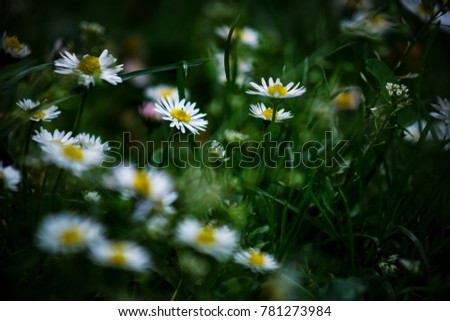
[196,227,216,245]
[31,111,46,120]
[334,92,354,108]
[268,84,287,97]
[371,15,387,28]
[249,252,265,266]
[63,145,84,161]
[261,108,278,120]
[134,170,151,196]
[170,109,191,122]
[59,228,83,246]
[77,55,101,75]
[110,244,127,265]
[5,35,22,50]
[161,88,174,99]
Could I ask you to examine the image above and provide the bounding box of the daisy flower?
[33,128,105,175]
[341,12,394,38]
[36,213,104,254]
[333,87,364,111]
[29,105,61,122]
[2,32,31,58]
[16,98,40,111]
[89,240,151,272]
[176,217,238,261]
[400,0,450,32]
[430,97,450,125]
[155,96,208,135]
[103,166,177,217]
[234,249,280,273]
[32,127,76,146]
[144,84,182,101]
[75,132,109,151]
[0,162,21,191]
[54,49,123,87]
[216,26,260,48]
[246,77,306,99]
[208,140,229,161]
[249,102,293,122]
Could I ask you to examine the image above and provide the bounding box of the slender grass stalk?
[72,89,88,133]
[22,121,34,204]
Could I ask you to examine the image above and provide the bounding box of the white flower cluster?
[385,82,412,108]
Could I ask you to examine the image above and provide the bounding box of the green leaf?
[224,14,240,85]
[0,62,53,90]
[120,58,210,81]
[365,58,397,101]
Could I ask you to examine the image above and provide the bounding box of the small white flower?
[79,21,105,35]
[249,102,293,122]
[16,99,40,111]
[84,191,101,203]
[234,249,280,273]
[208,140,229,161]
[155,96,208,135]
[146,215,170,238]
[403,120,431,142]
[144,84,182,101]
[216,26,260,48]
[0,162,21,191]
[246,77,306,99]
[176,217,238,261]
[75,132,109,152]
[385,82,411,108]
[215,52,253,86]
[2,32,31,58]
[33,128,105,175]
[89,240,151,272]
[54,49,123,87]
[29,105,61,122]
[36,213,104,254]
[103,166,177,217]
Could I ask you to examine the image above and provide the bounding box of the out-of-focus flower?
[333,87,364,111]
[123,58,151,87]
[89,240,151,272]
[234,249,279,273]
[378,254,399,274]
[144,84,181,101]
[54,49,123,87]
[2,32,31,58]
[215,52,253,86]
[341,11,394,38]
[216,26,260,48]
[398,258,421,274]
[176,217,238,261]
[223,129,249,143]
[138,102,163,121]
[146,215,170,239]
[103,166,177,216]
[403,120,431,142]
[400,0,450,33]
[33,128,106,176]
[155,96,208,135]
[430,97,450,148]
[17,99,40,111]
[208,140,229,161]
[333,0,373,11]
[249,102,293,122]
[83,191,101,203]
[0,162,21,191]
[79,21,105,35]
[36,213,104,254]
[246,77,306,99]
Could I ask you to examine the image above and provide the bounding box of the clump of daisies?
[155,96,208,135]
[17,98,61,122]
[0,162,21,191]
[54,49,123,87]
[33,127,108,176]
[176,217,238,261]
[36,213,104,254]
[385,82,412,108]
[2,32,31,58]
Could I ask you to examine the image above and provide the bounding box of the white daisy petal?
[246,77,306,99]
[249,102,293,122]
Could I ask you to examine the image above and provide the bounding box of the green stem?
[72,90,88,133]
[36,167,49,218]
[22,121,34,203]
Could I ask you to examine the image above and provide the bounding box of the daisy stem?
[36,167,48,218]
[72,89,88,133]
[22,121,34,202]
[51,169,64,197]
